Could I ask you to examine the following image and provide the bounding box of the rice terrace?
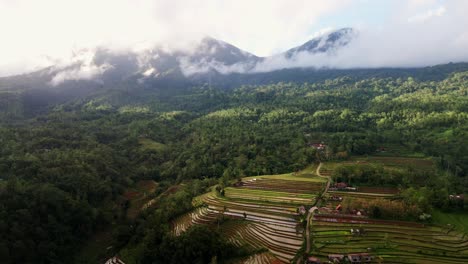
[170,155,468,264]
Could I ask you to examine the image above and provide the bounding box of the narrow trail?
[316,162,331,193]
[305,162,330,254]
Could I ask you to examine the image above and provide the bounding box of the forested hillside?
[0,67,467,263]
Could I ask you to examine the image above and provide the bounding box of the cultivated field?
[172,168,326,263]
[311,216,468,263]
[172,157,468,263]
[307,158,468,264]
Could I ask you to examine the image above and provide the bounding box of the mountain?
[284,28,355,58]
[3,27,468,118]
[0,28,355,89]
[185,37,260,66]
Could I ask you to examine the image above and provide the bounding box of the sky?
[0,0,467,77]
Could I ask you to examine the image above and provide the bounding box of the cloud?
[1,0,468,78]
[49,48,113,85]
[246,1,468,71]
[408,6,446,23]
[0,0,349,77]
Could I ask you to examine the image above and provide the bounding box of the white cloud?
[49,48,113,85]
[0,0,468,78]
[408,6,446,23]
[250,1,468,71]
[0,0,349,77]
[49,63,111,86]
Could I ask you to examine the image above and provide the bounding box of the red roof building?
[335,182,348,189]
[306,256,322,264]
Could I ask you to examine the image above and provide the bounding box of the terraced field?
[327,190,397,199]
[172,158,468,263]
[307,159,468,263]
[172,172,326,263]
[311,217,468,263]
[237,252,281,264]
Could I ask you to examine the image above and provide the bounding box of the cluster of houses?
[307,253,374,264]
[105,257,125,264]
[329,182,357,192]
[449,194,465,207]
[329,195,343,202]
[310,143,327,150]
[449,194,464,201]
[234,178,259,187]
[350,228,366,236]
[350,209,366,216]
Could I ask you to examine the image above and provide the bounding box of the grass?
[138,138,166,152]
[242,173,326,183]
[373,143,426,158]
[225,187,315,199]
[320,155,437,181]
[432,210,468,234]
[241,163,327,183]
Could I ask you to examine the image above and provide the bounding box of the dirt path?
[316,162,330,193]
[305,162,330,254]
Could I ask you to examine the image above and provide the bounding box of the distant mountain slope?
[284,28,355,58]
[2,27,468,118]
[0,28,355,89]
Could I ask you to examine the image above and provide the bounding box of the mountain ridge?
[0,28,356,84]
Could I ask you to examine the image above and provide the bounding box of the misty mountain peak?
[188,36,260,66]
[2,28,359,86]
[284,27,356,58]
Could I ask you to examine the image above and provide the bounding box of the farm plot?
[224,187,316,205]
[171,207,219,236]
[239,178,323,193]
[171,171,326,263]
[310,215,468,264]
[357,186,400,194]
[237,252,282,264]
[366,156,435,169]
[327,190,397,199]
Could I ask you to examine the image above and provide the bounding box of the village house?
[328,254,345,263]
[350,209,365,216]
[306,256,322,264]
[335,182,348,189]
[330,182,349,191]
[335,204,342,211]
[347,253,373,263]
[350,228,366,236]
[449,194,464,201]
[376,146,387,152]
[329,195,343,201]
[105,257,125,264]
[298,205,307,215]
[310,143,327,150]
[233,181,244,187]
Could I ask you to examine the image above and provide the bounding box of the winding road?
[305,162,330,253]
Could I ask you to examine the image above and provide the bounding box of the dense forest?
[0,67,467,263]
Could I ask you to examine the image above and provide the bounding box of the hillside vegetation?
[0,66,467,263]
